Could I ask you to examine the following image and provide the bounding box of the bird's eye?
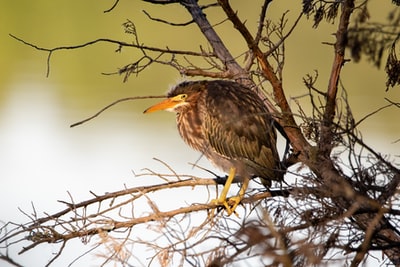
[180,94,187,100]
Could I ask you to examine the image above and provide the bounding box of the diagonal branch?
[217,0,310,158]
[179,0,248,81]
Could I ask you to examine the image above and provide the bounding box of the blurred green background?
[1,0,399,266]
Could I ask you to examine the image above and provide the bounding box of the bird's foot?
[226,195,242,215]
[208,168,251,217]
[209,197,239,217]
[209,167,238,216]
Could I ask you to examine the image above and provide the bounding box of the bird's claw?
[209,197,240,217]
[227,196,242,215]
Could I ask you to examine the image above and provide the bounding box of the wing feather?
[201,81,280,180]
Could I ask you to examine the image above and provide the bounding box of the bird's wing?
[202,82,279,179]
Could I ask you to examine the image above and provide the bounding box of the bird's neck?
[176,106,205,152]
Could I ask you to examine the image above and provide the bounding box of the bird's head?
[143,81,203,114]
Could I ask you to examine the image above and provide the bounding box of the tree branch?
[217,0,311,159]
[319,0,355,156]
[179,0,248,81]
[70,95,165,128]
[9,34,214,77]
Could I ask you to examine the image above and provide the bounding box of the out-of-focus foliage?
[302,0,400,90]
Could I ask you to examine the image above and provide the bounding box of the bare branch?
[70,95,165,128]
[103,0,120,13]
[255,0,273,45]
[9,34,214,77]
[180,0,248,81]
[217,0,310,159]
[320,0,355,156]
[142,9,194,26]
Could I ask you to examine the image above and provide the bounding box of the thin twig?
[103,0,120,13]
[354,103,394,128]
[142,10,194,26]
[70,95,165,128]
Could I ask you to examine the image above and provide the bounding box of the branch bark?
[180,0,249,81]
[319,0,355,156]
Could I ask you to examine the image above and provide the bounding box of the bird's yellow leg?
[227,176,249,214]
[210,167,236,215]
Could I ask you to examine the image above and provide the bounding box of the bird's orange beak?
[143,98,177,114]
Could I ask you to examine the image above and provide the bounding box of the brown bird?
[144,80,282,215]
